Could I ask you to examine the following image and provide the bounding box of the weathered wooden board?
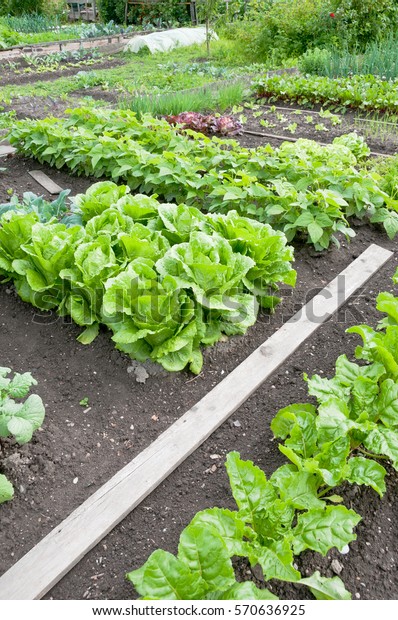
[0,145,16,158]
[28,170,63,195]
[0,244,392,600]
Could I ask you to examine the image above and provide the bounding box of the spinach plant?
[127,271,398,599]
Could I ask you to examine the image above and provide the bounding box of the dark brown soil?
[0,198,397,598]
[0,155,97,203]
[0,97,398,601]
[233,102,398,156]
[43,252,398,602]
[0,56,124,87]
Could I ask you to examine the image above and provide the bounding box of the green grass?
[0,39,267,105]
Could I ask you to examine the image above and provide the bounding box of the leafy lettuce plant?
[0,367,45,504]
[0,183,296,373]
[165,112,242,137]
[102,258,203,373]
[0,190,81,227]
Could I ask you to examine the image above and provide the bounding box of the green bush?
[97,0,125,23]
[0,23,20,47]
[127,0,191,26]
[0,0,9,16]
[218,18,264,61]
[334,0,398,49]
[253,0,336,62]
[8,0,44,15]
[298,47,333,74]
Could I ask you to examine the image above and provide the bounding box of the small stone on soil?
[331,559,344,575]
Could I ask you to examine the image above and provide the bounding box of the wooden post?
[190,1,197,25]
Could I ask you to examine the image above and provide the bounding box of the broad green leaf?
[5,394,45,444]
[7,372,37,398]
[271,404,317,458]
[335,354,360,386]
[273,469,324,510]
[226,452,275,521]
[0,474,14,504]
[364,426,398,469]
[293,506,361,556]
[178,525,235,593]
[345,456,386,497]
[126,549,204,600]
[190,508,254,556]
[77,323,100,345]
[299,571,351,600]
[306,374,348,403]
[313,435,350,486]
[316,398,356,445]
[377,379,398,427]
[255,539,301,582]
[308,221,324,244]
[350,376,378,420]
[217,582,278,600]
[253,500,295,543]
[376,291,398,324]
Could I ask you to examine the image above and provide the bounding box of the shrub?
[97,0,125,23]
[0,24,20,47]
[127,0,191,26]
[0,0,9,16]
[42,0,68,19]
[298,47,333,74]
[333,0,398,50]
[253,0,336,62]
[8,0,44,15]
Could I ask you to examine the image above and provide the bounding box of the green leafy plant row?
[8,107,398,249]
[254,72,398,114]
[127,267,398,600]
[0,367,45,504]
[0,182,295,374]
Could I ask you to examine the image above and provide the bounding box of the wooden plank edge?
[0,243,393,600]
[0,146,16,158]
[28,171,63,195]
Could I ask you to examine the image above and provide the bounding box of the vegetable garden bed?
[48,256,398,602]
[0,220,396,599]
[1,45,398,601]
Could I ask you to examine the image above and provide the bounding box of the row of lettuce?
[127,268,398,600]
[0,183,296,374]
[8,107,398,250]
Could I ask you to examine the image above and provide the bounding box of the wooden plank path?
[0,243,393,600]
[0,145,16,158]
[28,171,64,195]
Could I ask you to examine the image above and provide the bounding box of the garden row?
[0,182,295,375]
[2,66,398,599]
[8,107,398,249]
[255,73,398,115]
[128,268,398,599]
